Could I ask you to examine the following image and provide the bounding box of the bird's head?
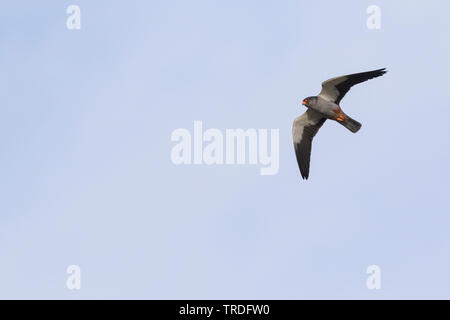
[301,96,316,107]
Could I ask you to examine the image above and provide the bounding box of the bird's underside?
[293,68,387,180]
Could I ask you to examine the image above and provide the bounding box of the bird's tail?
[339,114,362,133]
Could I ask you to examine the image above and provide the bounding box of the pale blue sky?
[1,0,450,299]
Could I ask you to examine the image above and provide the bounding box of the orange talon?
[337,115,345,122]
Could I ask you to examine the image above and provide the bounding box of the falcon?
[293,68,387,179]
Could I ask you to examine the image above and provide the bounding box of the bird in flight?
[293,68,387,180]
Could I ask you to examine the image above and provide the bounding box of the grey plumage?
[293,68,387,180]
[293,109,326,180]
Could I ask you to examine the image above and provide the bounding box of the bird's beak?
[302,100,307,105]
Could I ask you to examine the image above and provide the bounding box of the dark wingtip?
[376,67,388,75]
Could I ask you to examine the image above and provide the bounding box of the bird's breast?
[309,99,339,119]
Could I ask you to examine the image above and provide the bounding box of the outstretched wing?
[318,68,387,104]
[292,109,327,180]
